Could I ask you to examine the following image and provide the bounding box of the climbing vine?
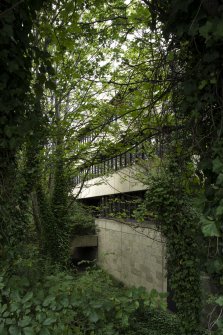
[136,152,201,334]
[0,0,53,248]
[1,1,223,331]
[145,0,223,332]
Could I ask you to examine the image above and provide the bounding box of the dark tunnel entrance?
[72,246,98,271]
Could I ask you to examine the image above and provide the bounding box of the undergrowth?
[0,245,193,335]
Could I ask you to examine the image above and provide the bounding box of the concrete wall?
[96,218,167,293]
[73,166,147,199]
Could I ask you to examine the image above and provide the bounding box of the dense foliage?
[146,1,223,333]
[136,155,201,334]
[0,0,49,247]
[1,0,223,334]
[0,246,169,335]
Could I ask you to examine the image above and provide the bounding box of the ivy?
[146,0,223,332]
[0,0,51,248]
[135,153,202,334]
[1,0,223,332]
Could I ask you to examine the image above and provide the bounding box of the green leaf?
[216,203,223,216]
[0,324,7,335]
[60,297,69,307]
[3,311,10,318]
[201,216,220,237]
[214,20,223,39]
[167,52,174,61]
[216,317,223,328]
[199,21,213,39]
[18,316,31,328]
[0,304,7,313]
[22,292,33,303]
[215,296,223,306]
[216,173,223,185]
[88,311,99,323]
[198,80,207,90]
[5,317,15,325]
[207,258,223,274]
[39,329,50,335]
[122,314,129,327]
[42,296,55,307]
[23,327,35,335]
[116,310,122,319]
[213,157,223,173]
[9,325,21,335]
[42,317,57,326]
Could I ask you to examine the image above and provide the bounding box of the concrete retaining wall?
[96,218,167,292]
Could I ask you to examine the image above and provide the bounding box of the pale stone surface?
[96,218,167,293]
[73,166,148,199]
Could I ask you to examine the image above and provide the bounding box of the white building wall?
[73,166,147,199]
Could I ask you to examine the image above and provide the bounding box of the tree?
[145,0,223,333]
[1,1,219,332]
[0,0,51,248]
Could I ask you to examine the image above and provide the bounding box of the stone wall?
[96,218,167,292]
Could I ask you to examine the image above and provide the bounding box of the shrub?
[68,202,96,237]
[0,253,167,335]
